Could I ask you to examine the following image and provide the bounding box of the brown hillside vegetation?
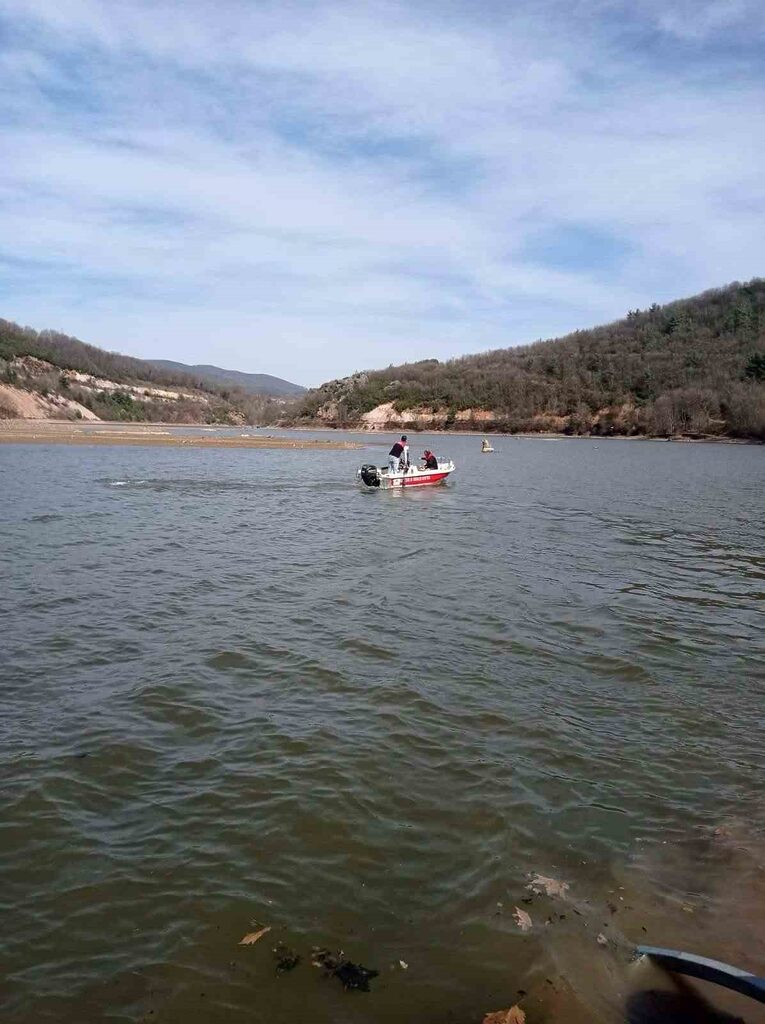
[0,320,287,425]
[292,279,765,439]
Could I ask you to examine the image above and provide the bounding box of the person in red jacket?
[388,435,409,474]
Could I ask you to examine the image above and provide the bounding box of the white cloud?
[644,0,765,40]
[0,0,763,382]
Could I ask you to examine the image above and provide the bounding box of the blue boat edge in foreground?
[636,945,765,1004]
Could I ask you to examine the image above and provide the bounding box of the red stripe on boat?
[401,472,448,485]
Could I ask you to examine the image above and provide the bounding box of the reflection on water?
[0,434,763,1023]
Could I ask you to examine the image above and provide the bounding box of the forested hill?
[294,279,765,439]
[0,319,288,424]
[148,360,304,397]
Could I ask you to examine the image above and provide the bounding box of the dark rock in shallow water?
[333,960,379,991]
[273,943,301,974]
[311,948,379,992]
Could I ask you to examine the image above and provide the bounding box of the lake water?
[1,431,764,1024]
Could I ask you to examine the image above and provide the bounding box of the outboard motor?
[360,464,381,487]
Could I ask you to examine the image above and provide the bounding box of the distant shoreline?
[275,423,760,445]
[0,419,361,450]
[0,418,758,447]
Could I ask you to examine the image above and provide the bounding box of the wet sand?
[0,419,361,449]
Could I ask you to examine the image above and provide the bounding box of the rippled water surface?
[1,432,764,1023]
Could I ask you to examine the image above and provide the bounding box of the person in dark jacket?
[422,449,438,470]
[388,435,409,474]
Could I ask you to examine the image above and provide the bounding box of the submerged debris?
[311,948,341,971]
[483,1006,526,1024]
[513,906,533,932]
[273,943,301,974]
[335,960,379,991]
[311,947,379,991]
[526,874,569,898]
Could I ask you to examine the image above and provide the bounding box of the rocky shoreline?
[282,420,759,444]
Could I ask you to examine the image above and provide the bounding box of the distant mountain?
[148,360,305,397]
[291,279,765,440]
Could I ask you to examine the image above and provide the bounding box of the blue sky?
[0,0,763,385]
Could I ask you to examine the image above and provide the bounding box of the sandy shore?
[0,419,362,450]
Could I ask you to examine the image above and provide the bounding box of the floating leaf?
[483,1005,526,1024]
[239,925,271,945]
[526,873,569,898]
[513,906,532,932]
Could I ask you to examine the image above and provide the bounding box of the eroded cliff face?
[0,382,98,421]
[359,403,449,429]
[306,399,650,436]
[0,355,214,423]
[357,404,502,429]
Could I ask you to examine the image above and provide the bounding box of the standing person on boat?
[388,435,409,475]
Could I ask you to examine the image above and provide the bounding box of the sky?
[0,0,763,386]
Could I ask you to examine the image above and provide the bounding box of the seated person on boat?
[422,449,438,470]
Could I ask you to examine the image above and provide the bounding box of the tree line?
[292,280,765,439]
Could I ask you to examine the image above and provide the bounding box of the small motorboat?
[480,438,495,453]
[357,459,455,490]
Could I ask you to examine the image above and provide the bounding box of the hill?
[0,319,290,425]
[148,359,304,397]
[292,279,765,440]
